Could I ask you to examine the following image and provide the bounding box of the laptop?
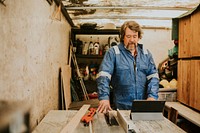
[130,100,166,121]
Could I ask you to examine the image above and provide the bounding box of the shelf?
[76,54,104,59]
[71,28,120,35]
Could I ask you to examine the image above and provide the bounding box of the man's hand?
[97,100,112,114]
[147,97,155,101]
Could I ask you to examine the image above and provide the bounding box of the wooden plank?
[62,65,71,109]
[178,16,191,58]
[60,74,65,110]
[64,5,192,11]
[131,117,185,133]
[177,60,191,105]
[117,110,138,133]
[73,121,90,133]
[165,102,200,127]
[191,11,200,57]
[73,117,92,133]
[32,110,90,133]
[118,110,185,133]
[69,99,99,110]
[60,104,90,133]
[92,112,110,133]
[168,107,178,124]
[178,19,183,58]
[190,60,200,111]
[32,110,77,133]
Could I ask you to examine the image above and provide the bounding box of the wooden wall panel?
[178,17,191,58]
[191,11,200,57]
[177,60,191,106]
[190,60,200,111]
[178,8,200,111]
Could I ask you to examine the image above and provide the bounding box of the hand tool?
[81,108,96,126]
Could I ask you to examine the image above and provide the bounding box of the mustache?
[128,42,136,45]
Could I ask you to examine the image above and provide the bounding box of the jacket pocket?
[115,66,131,86]
[138,61,148,75]
[137,63,148,86]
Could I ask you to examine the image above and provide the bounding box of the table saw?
[33,105,185,133]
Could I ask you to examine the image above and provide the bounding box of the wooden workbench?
[33,109,185,133]
[165,102,200,127]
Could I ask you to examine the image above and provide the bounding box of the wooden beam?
[64,6,192,11]
[60,104,90,133]
[72,16,172,20]
[54,0,74,27]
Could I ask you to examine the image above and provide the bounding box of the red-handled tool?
[81,108,96,126]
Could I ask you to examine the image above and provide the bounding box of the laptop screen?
[131,100,166,112]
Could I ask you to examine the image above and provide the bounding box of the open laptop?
[130,100,166,121]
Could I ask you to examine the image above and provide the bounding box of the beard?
[126,42,137,51]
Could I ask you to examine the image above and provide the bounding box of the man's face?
[123,27,140,51]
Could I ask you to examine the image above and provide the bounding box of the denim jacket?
[96,43,159,110]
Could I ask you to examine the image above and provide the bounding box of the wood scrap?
[60,104,90,133]
[60,72,65,110]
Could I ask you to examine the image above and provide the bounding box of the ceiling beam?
[64,6,192,11]
[54,0,74,27]
[71,16,172,20]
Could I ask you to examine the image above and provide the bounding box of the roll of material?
[102,23,116,29]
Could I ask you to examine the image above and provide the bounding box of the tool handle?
[81,108,97,124]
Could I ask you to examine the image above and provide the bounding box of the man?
[96,21,159,113]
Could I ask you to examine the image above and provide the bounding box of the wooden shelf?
[76,54,104,59]
[71,28,120,43]
[71,28,120,35]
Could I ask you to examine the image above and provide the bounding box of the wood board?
[165,102,200,127]
[60,104,90,133]
[190,60,200,111]
[191,10,200,57]
[118,110,185,133]
[61,65,71,109]
[32,110,77,133]
[179,16,191,58]
[177,60,191,105]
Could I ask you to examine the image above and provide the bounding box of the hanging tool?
[81,108,96,126]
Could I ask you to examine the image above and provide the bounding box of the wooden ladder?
[70,41,89,100]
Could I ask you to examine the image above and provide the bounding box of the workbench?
[165,102,200,127]
[33,109,185,133]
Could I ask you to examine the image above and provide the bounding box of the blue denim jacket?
[96,43,159,110]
